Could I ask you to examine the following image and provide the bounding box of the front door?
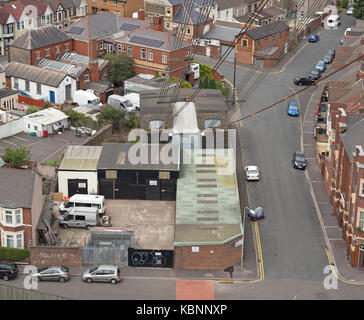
[65,84,71,100]
[49,90,55,103]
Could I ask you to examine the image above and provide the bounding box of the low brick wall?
[29,247,82,266]
[82,124,112,146]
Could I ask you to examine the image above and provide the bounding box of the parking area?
[0,130,84,163]
[52,199,176,250]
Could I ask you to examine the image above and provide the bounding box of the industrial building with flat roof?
[174,148,243,270]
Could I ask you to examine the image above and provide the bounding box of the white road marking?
[2,140,16,145]
[12,135,29,142]
[40,144,68,163]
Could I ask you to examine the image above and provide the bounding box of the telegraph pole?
[233,51,237,105]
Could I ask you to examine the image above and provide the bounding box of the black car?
[309,68,321,80]
[292,152,307,170]
[294,77,315,86]
[0,262,18,281]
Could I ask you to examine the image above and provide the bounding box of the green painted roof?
[174,149,242,246]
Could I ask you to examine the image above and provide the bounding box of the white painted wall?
[24,117,68,136]
[11,75,76,104]
[58,171,98,197]
[0,118,24,139]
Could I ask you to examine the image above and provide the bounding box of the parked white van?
[73,90,102,107]
[190,63,200,80]
[59,194,105,215]
[58,207,98,230]
[326,14,341,28]
[107,94,139,112]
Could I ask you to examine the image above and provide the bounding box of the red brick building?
[0,169,43,249]
[8,25,73,65]
[236,20,289,67]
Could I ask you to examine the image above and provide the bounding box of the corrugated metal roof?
[97,143,180,171]
[5,62,72,87]
[59,146,103,171]
[36,58,85,79]
[24,107,68,125]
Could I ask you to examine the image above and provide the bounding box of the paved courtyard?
[0,129,84,163]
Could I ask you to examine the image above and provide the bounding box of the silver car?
[82,265,121,284]
[32,266,70,282]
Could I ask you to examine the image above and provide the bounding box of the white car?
[346,7,354,15]
[245,165,260,181]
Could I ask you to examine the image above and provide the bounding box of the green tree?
[181,80,192,88]
[124,112,140,129]
[3,145,31,168]
[96,104,125,126]
[104,53,135,86]
[341,0,349,8]
[353,0,364,18]
[25,106,39,115]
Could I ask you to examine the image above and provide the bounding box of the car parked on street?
[0,262,18,281]
[247,207,264,221]
[82,265,121,284]
[294,76,314,86]
[328,49,336,58]
[292,152,307,170]
[287,101,299,116]
[245,165,260,181]
[346,7,354,15]
[32,266,70,282]
[308,34,320,43]
[309,68,321,80]
[323,52,334,64]
[315,60,326,72]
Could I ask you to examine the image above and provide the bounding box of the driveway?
[0,129,83,163]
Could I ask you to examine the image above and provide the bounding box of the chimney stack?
[88,39,99,83]
[152,15,164,32]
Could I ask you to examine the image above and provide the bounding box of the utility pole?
[233,50,237,105]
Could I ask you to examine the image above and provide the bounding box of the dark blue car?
[287,102,299,116]
[308,34,320,43]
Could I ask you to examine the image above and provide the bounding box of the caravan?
[326,14,341,28]
[59,194,105,215]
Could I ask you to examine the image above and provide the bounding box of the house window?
[84,73,89,81]
[16,234,23,249]
[242,39,248,47]
[127,46,132,57]
[103,0,106,3]
[148,50,153,61]
[117,44,121,51]
[361,181,364,197]
[166,22,170,29]
[56,46,60,54]
[41,15,45,25]
[34,125,38,131]
[166,7,171,16]
[25,81,30,92]
[359,211,364,230]
[45,48,50,57]
[13,77,18,89]
[65,43,69,51]
[186,48,189,57]
[115,10,120,15]
[100,42,103,49]
[4,23,14,34]
[122,44,126,53]
[162,52,167,64]
[6,234,14,248]
[5,210,13,225]
[15,209,21,225]
[187,27,191,35]
[58,12,62,21]
[140,48,146,59]
[36,83,41,95]
[114,0,117,5]
[36,51,40,60]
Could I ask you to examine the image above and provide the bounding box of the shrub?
[0,247,30,261]
[25,106,39,115]
[3,145,31,167]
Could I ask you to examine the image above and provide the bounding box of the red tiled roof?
[3,1,25,21]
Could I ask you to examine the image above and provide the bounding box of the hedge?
[0,247,30,261]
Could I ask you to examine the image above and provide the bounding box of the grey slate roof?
[0,168,36,209]
[340,115,364,162]
[97,143,180,171]
[9,25,71,50]
[140,88,228,114]
[246,20,290,40]
[0,88,18,99]
[5,62,72,88]
[173,4,212,25]
[83,81,112,93]
[217,0,246,11]
[64,13,149,41]
[0,65,4,73]
[202,24,240,42]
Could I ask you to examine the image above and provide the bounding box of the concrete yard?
[105,200,176,250]
[52,199,176,250]
[0,129,84,163]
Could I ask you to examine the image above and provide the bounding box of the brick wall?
[29,246,82,266]
[72,39,89,56]
[82,124,112,146]
[30,40,73,65]
[174,236,242,270]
